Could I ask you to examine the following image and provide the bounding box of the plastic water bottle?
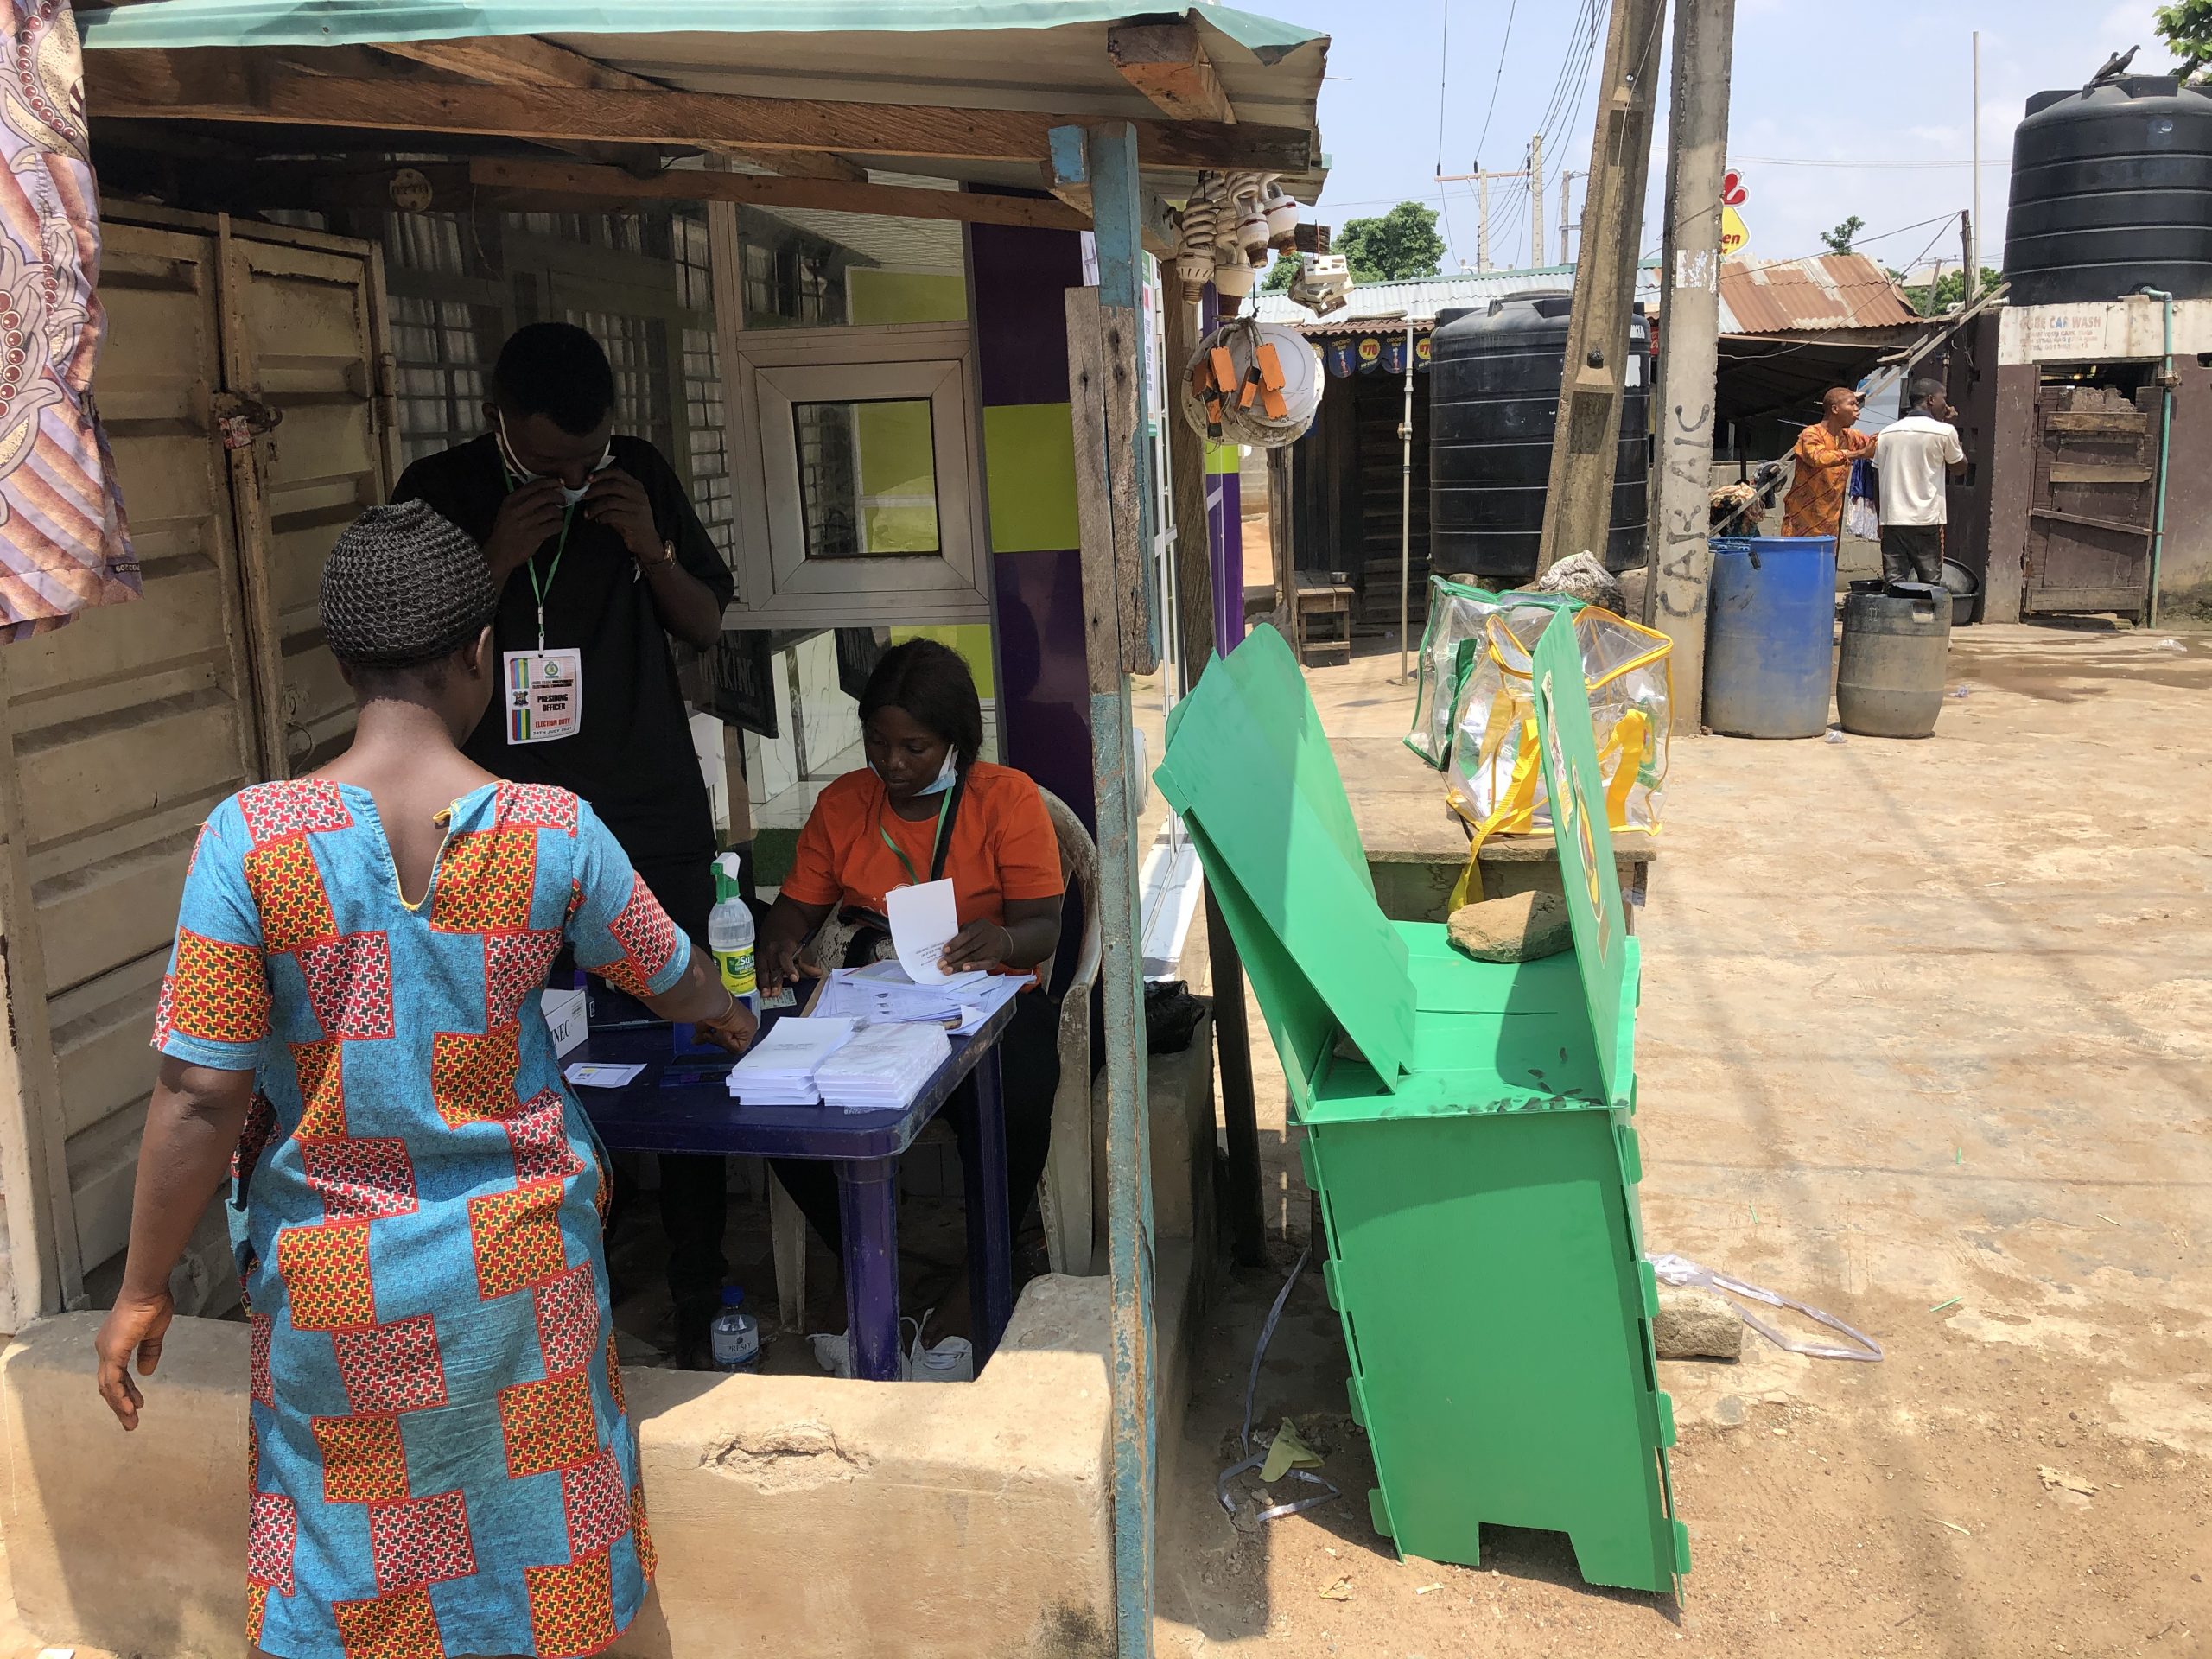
[709,1285,760,1372]
[708,851,757,1014]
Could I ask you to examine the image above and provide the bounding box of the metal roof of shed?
[1255,251,1921,336]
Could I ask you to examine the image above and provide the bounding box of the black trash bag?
[1145,980,1211,1054]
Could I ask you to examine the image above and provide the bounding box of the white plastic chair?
[766,785,1105,1332]
[1033,788,1103,1277]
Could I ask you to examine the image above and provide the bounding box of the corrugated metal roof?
[1256,252,1922,337]
[77,2,1329,198]
[1255,262,1662,333]
[1717,253,1918,333]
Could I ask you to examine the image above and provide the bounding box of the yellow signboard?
[1720,205,1749,257]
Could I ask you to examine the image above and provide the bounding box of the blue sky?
[1295,0,2182,282]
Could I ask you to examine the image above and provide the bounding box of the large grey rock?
[1446,890,1573,963]
[1654,1286,1745,1361]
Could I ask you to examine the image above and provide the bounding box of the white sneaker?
[907,1333,973,1382]
[807,1325,972,1381]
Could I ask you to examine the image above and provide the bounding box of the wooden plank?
[470,156,1088,233]
[1981,363,2037,623]
[0,645,79,1318]
[2044,410,2149,435]
[2029,506,2153,539]
[84,48,1313,172]
[1067,290,1122,699]
[2047,461,2153,486]
[374,34,869,181]
[1062,116,1161,1659]
[1107,21,1236,125]
[214,216,287,779]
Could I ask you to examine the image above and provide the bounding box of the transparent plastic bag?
[1442,604,1674,903]
[1402,575,1510,769]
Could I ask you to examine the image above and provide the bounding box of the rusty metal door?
[2023,385,2153,619]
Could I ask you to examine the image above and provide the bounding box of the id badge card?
[504,648,582,745]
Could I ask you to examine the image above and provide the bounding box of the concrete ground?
[1160,620,2212,1658]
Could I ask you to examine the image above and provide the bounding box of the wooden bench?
[1292,571,1355,664]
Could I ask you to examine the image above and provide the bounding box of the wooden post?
[1268,445,1296,636]
[1534,0,1669,575]
[1053,120,1158,1659]
[1165,279,1268,1270]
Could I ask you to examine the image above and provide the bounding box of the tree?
[1821,216,1866,254]
[2155,0,2212,75]
[1904,266,2003,316]
[1335,202,1446,283]
[1262,254,1300,292]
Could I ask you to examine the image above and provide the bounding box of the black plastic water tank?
[1427,292,1649,584]
[2005,74,2212,306]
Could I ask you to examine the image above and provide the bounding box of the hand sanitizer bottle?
[709,851,758,1014]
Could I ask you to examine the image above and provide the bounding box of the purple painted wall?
[971,222,1097,834]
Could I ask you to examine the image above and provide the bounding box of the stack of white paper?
[818,962,989,1026]
[724,1015,858,1105]
[814,1020,950,1111]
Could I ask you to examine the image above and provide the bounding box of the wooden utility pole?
[1442,151,1540,272]
[1958,208,1974,308]
[1643,0,1737,728]
[1534,0,1669,575]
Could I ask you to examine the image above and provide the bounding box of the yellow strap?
[1601,709,1649,828]
[1448,719,1543,910]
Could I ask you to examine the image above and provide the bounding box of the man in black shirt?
[395,321,737,1366]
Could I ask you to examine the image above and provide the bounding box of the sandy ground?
[1160,621,2212,1658]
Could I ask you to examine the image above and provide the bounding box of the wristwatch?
[647,539,677,569]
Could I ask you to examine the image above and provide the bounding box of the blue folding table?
[571,999,1020,1382]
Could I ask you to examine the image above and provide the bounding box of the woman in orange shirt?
[757,639,1065,1325]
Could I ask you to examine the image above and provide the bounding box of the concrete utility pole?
[1529,133,1545,269]
[1478,172,1491,270]
[1643,0,1736,728]
[1535,0,1669,575]
[1559,169,1583,264]
[1970,30,1983,285]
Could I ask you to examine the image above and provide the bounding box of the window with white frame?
[726,200,985,629]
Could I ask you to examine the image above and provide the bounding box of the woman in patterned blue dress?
[92,502,755,1659]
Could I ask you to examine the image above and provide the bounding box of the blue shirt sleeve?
[565,802,692,999]
[152,798,271,1071]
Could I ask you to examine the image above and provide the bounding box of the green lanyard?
[878,786,955,888]
[500,461,578,650]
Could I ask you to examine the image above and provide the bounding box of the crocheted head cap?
[320,500,498,670]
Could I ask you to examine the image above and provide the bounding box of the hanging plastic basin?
[1704,537,1836,739]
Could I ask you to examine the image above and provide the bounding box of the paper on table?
[887,878,961,984]
[565,1063,645,1089]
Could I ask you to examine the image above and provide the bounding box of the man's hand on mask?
[483,477,568,583]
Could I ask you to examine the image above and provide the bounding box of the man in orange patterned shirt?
[1780,387,1876,537]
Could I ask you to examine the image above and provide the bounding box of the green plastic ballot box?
[1154,616,1688,1595]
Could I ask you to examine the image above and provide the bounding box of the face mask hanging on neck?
[876,748,959,795]
[916,749,960,796]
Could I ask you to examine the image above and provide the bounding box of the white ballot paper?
[887,878,962,984]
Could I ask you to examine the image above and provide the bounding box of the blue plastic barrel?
[1703,537,1836,738]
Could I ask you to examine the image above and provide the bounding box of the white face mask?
[495,410,612,505]
[874,747,959,795]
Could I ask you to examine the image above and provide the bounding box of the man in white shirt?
[1872,379,1968,583]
